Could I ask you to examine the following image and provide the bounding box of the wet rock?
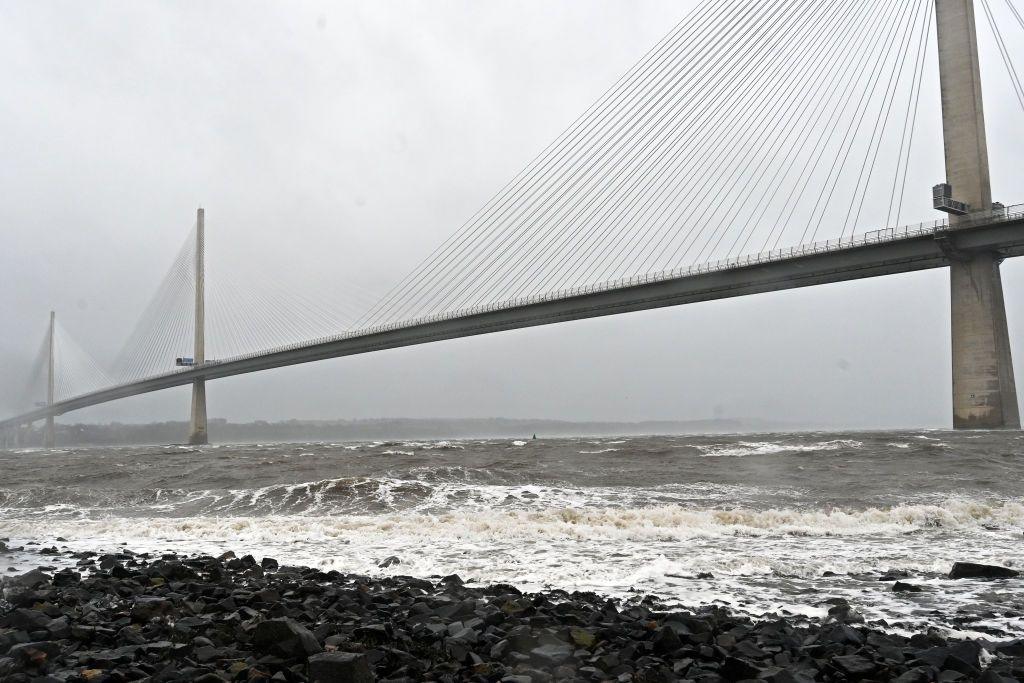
[833,654,876,676]
[253,618,323,658]
[8,640,61,667]
[893,581,924,593]
[652,625,682,654]
[130,596,172,622]
[5,569,50,589]
[569,626,596,648]
[530,643,572,664]
[948,562,1019,579]
[377,556,400,569]
[4,608,52,631]
[308,651,375,682]
[1,545,1020,683]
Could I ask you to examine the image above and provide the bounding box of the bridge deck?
[4,208,1023,430]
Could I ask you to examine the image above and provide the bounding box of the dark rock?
[8,641,61,667]
[833,654,876,676]
[652,625,681,654]
[6,569,50,589]
[893,581,924,593]
[893,669,933,683]
[377,556,400,569]
[131,596,172,622]
[995,639,1024,657]
[5,608,52,631]
[721,656,762,679]
[308,652,375,682]
[948,562,1019,579]
[253,618,323,658]
[530,643,572,664]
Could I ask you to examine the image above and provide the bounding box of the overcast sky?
[2,0,1023,430]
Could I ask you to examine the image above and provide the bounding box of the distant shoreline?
[8,416,822,447]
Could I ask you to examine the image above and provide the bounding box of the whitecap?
[699,439,862,457]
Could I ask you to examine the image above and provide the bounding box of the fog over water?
[1,1,1023,428]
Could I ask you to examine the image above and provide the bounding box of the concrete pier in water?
[936,0,1019,428]
[188,207,209,445]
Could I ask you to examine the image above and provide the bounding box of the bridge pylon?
[936,0,1020,429]
[188,207,209,445]
[43,310,56,448]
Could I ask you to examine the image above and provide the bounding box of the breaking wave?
[698,439,863,457]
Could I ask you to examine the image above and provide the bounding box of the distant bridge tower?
[44,310,56,447]
[936,0,1020,429]
[188,207,209,445]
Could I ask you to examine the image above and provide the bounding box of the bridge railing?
[201,203,1024,366]
[50,203,1024,405]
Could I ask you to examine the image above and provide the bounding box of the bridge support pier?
[936,0,1019,428]
[187,207,208,446]
[188,380,208,445]
[43,310,56,448]
[950,253,1019,428]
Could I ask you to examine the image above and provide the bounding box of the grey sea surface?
[1,431,1022,638]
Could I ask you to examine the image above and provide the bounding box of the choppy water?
[2,431,1023,639]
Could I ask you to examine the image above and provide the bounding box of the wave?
[2,496,1021,542]
[698,439,863,457]
[0,477,809,519]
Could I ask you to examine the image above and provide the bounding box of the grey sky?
[1,1,1023,429]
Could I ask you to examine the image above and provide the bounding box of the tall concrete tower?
[936,0,1019,428]
[44,310,56,448]
[188,207,209,445]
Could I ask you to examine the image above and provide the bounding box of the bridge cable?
[800,0,921,244]
[492,0,857,306]
[682,0,906,267]
[448,0,816,313]
[350,0,735,329]
[980,0,1024,114]
[886,0,933,230]
[551,0,876,293]
[419,0,813,317]
[379,0,755,323]
[668,0,909,262]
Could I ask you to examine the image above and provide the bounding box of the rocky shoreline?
[2,545,1023,682]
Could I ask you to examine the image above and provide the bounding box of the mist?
[2,0,1023,430]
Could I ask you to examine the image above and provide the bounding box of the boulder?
[253,618,322,658]
[893,581,924,593]
[530,643,572,664]
[6,569,50,589]
[131,596,172,622]
[308,652,375,682]
[948,562,1019,579]
[833,654,876,676]
[8,641,61,667]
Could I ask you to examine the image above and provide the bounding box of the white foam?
[698,439,862,457]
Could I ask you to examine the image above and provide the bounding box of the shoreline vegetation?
[4,417,796,448]
[2,543,1023,682]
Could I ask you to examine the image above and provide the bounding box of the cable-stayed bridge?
[4,0,1024,444]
